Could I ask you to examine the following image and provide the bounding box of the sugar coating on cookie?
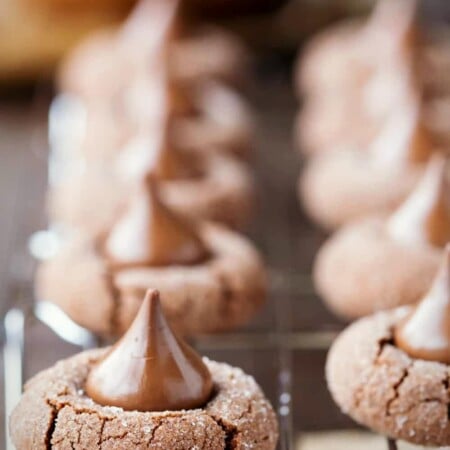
[11,291,278,449]
[326,308,450,446]
[11,355,278,449]
[314,156,450,318]
[36,218,266,337]
[314,217,441,319]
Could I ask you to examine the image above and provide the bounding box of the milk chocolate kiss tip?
[369,100,432,167]
[85,289,214,411]
[150,116,193,181]
[394,246,450,364]
[387,154,450,248]
[105,176,210,268]
[368,0,418,42]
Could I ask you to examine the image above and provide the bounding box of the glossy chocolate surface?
[105,177,209,267]
[395,247,450,364]
[387,155,450,247]
[85,290,214,411]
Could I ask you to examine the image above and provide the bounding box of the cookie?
[326,308,450,446]
[299,151,422,230]
[10,351,278,449]
[48,149,255,235]
[61,80,254,163]
[36,223,266,337]
[313,217,441,319]
[295,19,363,97]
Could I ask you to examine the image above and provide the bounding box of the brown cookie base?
[294,96,378,157]
[297,18,450,99]
[173,81,254,160]
[61,79,254,164]
[36,223,267,337]
[299,152,421,230]
[326,308,450,446]
[169,25,249,88]
[295,20,362,97]
[314,218,441,319]
[295,19,450,157]
[10,351,279,449]
[48,152,255,236]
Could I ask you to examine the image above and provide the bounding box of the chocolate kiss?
[365,0,418,54]
[121,114,193,181]
[369,97,432,166]
[395,246,450,364]
[168,79,197,117]
[119,0,183,43]
[116,87,198,182]
[85,290,214,411]
[387,155,450,247]
[105,177,209,267]
[151,116,192,180]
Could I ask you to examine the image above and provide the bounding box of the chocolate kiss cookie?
[296,0,418,97]
[10,291,279,449]
[394,247,450,365]
[58,0,248,101]
[326,249,450,447]
[74,76,254,164]
[295,0,450,157]
[38,178,266,336]
[49,107,255,235]
[299,97,432,230]
[57,11,252,165]
[314,155,450,319]
[171,80,254,160]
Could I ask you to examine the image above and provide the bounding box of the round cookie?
[296,0,418,98]
[295,0,450,157]
[57,79,254,163]
[314,155,450,320]
[294,94,378,157]
[326,308,450,447]
[299,96,432,229]
[12,356,278,450]
[38,183,266,337]
[328,248,450,446]
[11,292,278,450]
[314,217,441,319]
[295,19,363,97]
[58,3,249,100]
[295,53,419,157]
[48,148,255,235]
[299,151,422,230]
